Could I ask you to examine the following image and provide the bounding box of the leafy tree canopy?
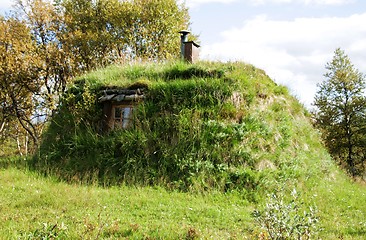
[0,0,191,155]
[313,48,366,176]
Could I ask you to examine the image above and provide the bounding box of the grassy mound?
[34,61,327,193]
[2,61,365,239]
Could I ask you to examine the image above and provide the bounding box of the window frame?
[112,104,134,129]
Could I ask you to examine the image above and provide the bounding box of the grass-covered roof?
[35,61,320,192]
[14,61,366,239]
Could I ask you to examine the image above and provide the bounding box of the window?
[113,105,133,129]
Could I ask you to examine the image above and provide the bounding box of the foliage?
[252,188,319,240]
[1,0,191,155]
[57,0,189,70]
[313,48,366,176]
[0,16,41,153]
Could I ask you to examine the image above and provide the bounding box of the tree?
[0,0,73,154]
[313,48,366,176]
[125,0,190,60]
[60,0,190,67]
[16,0,72,117]
[1,0,192,154]
[0,16,42,152]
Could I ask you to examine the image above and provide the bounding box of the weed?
[185,227,200,240]
[22,222,68,239]
[252,188,319,240]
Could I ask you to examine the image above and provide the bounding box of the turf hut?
[36,59,325,196]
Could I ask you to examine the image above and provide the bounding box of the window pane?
[123,107,131,119]
[113,105,133,129]
[115,107,122,118]
[122,107,132,128]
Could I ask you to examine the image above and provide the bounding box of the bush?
[252,188,319,239]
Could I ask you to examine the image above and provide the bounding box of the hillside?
[1,61,365,239]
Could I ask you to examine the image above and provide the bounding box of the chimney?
[179,30,190,59]
[179,30,200,63]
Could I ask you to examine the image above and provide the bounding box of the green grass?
[0,164,365,239]
[35,61,315,193]
[0,166,253,239]
[1,61,366,239]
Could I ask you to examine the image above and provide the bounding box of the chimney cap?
[179,30,190,35]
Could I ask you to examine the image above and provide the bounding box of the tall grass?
[32,61,336,195]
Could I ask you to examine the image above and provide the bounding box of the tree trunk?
[347,132,355,176]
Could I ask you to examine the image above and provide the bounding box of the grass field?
[1,61,366,239]
[1,165,253,239]
[1,162,365,239]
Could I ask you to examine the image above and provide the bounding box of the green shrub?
[252,188,319,240]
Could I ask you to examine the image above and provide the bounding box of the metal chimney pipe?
[179,30,190,59]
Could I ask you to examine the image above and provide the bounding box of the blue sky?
[187,0,366,107]
[2,0,366,107]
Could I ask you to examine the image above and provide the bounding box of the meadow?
[1,61,365,239]
[1,162,365,239]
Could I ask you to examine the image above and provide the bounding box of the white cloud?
[250,0,354,5]
[185,0,354,7]
[302,0,354,5]
[201,13,366,107]
[185,0,238,8]
[0,0,13,14]
[0,0,12,9]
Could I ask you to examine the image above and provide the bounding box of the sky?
[1,0,366,107]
